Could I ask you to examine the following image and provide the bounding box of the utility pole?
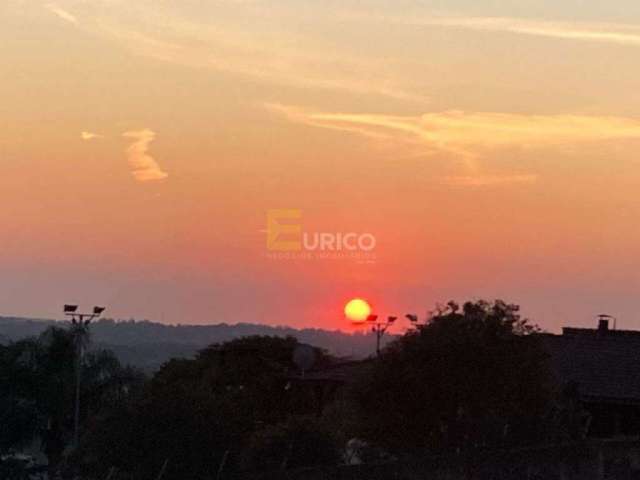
[63,304,105,448]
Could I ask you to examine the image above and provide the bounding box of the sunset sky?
[3,0,640,331]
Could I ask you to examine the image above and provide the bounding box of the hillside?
[0,316,391,370]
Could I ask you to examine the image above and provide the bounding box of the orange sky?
[3,1,640,331]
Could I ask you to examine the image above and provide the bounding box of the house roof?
[542,328,640,404]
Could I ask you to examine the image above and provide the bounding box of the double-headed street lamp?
[63,304,106,448]
[366,313,422,356]
[64,304,105,323]
[366,315,395,357]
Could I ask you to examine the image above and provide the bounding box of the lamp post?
[368,313,425,356]
[63,304,106,448]
[366,315,399,357]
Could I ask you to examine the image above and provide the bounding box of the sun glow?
[344,298,372,323]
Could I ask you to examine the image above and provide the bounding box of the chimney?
[598,317,609,332]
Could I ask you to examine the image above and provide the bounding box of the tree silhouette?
[0,326,141,478]
[354,300,553,454]
[80,335,334,479]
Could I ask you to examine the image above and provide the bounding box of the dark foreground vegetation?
[0,300,596,479]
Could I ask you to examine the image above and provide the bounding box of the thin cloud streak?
[122,129,168,182]
[269,104,640,154]
[48,1,429,104]
[45,3,78,25]
[99,26,428,103]
[408,16,640,47]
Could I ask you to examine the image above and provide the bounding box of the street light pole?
[366,315,397,356]
[352,312,420,357]
[64,305,105,448]
[365,314,423,356]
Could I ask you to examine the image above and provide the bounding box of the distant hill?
[0,316,394,371]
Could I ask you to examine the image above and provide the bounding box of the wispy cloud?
[269,104,640,185]
[45,3,78,25]
[122,129,168,182]
[404,16,640,47]
[269,104,640,154]
[102,27,427,103]
[80,131,103,140]
[53,2,429,103]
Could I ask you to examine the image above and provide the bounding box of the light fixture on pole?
[368,315,399,357]
[405,314,419,324]
[63,304,106,448]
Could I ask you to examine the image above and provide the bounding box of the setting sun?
[344,298,371,323]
